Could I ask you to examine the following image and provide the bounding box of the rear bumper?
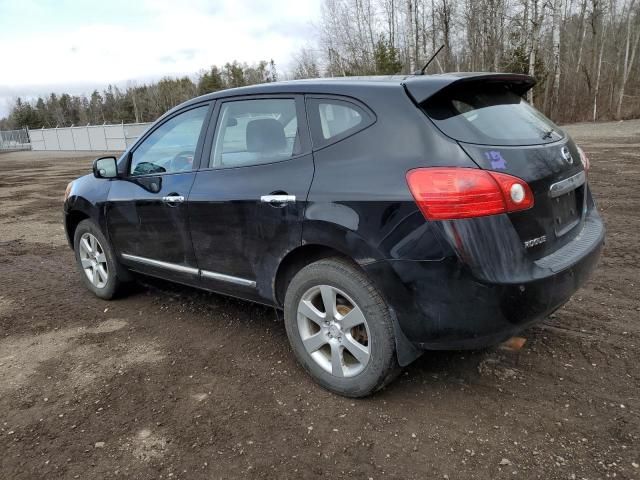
[363,209,605,350]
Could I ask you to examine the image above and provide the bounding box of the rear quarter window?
[307,97,374,149]
[423,87,564,146]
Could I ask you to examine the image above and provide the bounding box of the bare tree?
[546,0,563,117]
[309,0,640,122]
[407,0,417,70]
[616,0,640,118]
[593,16,609,120]
[292,48,322,79]
[528,0,545,105]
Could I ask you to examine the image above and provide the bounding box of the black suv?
[64,74,604,397]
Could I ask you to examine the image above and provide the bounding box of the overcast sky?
[0,0,322,118]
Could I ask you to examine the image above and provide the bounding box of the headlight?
[64,181,73,201]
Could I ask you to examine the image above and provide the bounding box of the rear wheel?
[284,257,398,397]
[73,219,128,299]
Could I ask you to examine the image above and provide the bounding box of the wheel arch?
[273,243,352,307]
[65,209,90,249]
[274,242,423,368]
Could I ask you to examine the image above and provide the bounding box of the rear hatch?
[406,75,587,260]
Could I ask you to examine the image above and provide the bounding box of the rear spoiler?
[402,73,536,104]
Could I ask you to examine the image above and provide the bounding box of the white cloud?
[0,0,321,116]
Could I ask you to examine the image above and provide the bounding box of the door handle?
[162,195,185,204]
[260,194,296,206]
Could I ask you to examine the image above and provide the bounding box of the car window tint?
[210,99,298,168]
[423,87,564,146]
[318,102,363,139]
[130,106,208,176]
[307,98,372,148]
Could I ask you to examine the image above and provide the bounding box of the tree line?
[1,60,277,130]
[3,0,640,129]
[298,0,640,123]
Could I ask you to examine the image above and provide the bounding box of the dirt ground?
[0,120,638,480]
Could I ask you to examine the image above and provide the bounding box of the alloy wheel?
[297,285,371,378]
[79,232,109,289]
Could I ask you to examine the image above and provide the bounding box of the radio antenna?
[417,44,445,75]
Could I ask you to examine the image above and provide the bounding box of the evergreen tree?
[373,39,403,75]
[198,66,225,94]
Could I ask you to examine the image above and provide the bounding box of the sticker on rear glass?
[485,151,506,170]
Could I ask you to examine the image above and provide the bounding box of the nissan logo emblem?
[561,146,573,164]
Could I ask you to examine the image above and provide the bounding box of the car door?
[107,103,211,284]
[188,95,314,302]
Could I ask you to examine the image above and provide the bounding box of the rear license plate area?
[553,189,580,236]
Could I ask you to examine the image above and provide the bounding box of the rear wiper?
[541,129,555,140]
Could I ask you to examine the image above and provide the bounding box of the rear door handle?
[162,195,185,204]
[260,194,296,206]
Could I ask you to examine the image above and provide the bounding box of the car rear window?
[422,86,564,146]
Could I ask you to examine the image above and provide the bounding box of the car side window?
[307,97,373,148]
[130,105,208,176]
[210,98,300,168]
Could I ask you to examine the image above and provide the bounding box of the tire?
[284,257,399,397]
[73,219,128,300]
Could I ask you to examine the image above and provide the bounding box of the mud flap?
[388,305,423,367]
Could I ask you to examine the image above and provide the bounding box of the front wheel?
[284,257,398,397]
[73,219,127,300]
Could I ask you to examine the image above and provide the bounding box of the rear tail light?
[406,168,534,220]
[577,146,590,171]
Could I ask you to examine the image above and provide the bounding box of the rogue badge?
[524,235,547,248]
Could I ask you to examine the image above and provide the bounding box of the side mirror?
[93,156,118,179]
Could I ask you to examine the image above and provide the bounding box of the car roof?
[185,74,447,102]
[167,72,534,117]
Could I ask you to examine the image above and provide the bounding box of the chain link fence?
[0,128,30,151]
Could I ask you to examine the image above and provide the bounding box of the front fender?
[64,174,112,246]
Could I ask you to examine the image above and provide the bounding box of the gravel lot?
[0,120,638,479]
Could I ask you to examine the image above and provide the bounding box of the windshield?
[423,86,564,146]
